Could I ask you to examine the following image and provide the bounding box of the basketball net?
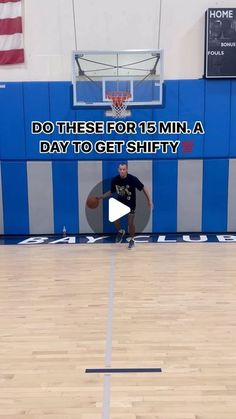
[106,91,131,118]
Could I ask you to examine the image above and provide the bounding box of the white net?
[106,92,131,119]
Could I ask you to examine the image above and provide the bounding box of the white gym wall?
[0,0,236,80]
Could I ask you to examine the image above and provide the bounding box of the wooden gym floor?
[0,243,236,419]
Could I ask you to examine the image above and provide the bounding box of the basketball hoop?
[106,91,131,118]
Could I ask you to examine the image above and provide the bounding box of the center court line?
[87,252,162,418]
[102,253,116,419]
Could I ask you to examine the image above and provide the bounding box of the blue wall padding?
[0,79,235,160]
[52,161,79,234]
[204,80,231,157]
[0,79,235,234]
[1,161,29,234]
[24,82,51,160]
[0,83,26,159]
[202,159,228,232]
[178,79,205,158]
[49,82,78,160]
[152,160,177,232]
[229,80,236,157]
[153,80,179,159]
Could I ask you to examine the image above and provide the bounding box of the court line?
[102,253,116,419]
[86,368,162,374]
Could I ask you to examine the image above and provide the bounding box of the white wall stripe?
[177,160,203,232]
[0,33,23,51]
[0,2,21,20]
[78,161,103,234]
[0,163,4,234]
[127,160,153,233]
[227,159,236,231]
[27,162,54,234]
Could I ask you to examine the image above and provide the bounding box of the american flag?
[0,0,24,64]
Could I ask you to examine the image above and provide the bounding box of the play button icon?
[85,178,151,233]
[108,198,131,222]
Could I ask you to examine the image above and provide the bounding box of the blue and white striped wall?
[0,159,236,235]
[0,79,236,160]
[1,79,236,235]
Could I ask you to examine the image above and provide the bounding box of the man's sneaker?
[115,229,125,243]
[128,238,135,249]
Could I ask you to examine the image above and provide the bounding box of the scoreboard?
[205,8,236,78]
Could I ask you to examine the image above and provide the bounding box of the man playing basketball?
[98,162,153,249]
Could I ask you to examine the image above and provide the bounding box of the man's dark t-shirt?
[110,174,144,211]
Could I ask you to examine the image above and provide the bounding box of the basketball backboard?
[72,50,163,113]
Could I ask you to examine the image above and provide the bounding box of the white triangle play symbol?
[108,198,131,222]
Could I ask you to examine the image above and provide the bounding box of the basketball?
[86,196,99,209]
